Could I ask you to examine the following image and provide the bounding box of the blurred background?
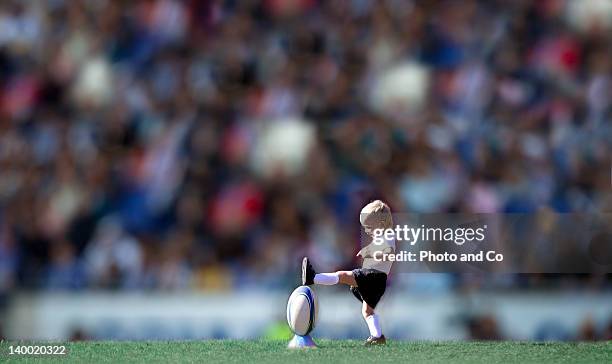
[0,0,610,341]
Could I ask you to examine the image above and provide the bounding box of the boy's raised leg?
[302,257,316,285]
[302,258,357,286]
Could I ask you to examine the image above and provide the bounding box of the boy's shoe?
[302,257,316,285]
[364,335,386,346]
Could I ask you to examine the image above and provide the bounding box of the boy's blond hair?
[359,200,393,231]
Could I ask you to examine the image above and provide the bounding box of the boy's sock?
[314,273,339,285]
[365,314,382,338]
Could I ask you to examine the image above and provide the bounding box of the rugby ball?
[286,285,318,336]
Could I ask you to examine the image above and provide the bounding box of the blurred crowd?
[0,0,610,293]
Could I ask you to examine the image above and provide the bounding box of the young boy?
[302,200,395,346]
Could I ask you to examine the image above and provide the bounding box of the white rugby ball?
[286,285,318,336]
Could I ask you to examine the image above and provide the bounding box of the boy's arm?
[357,240,394,258]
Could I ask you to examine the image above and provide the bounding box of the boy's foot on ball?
[365,335,386,346]
[302,257,315,285]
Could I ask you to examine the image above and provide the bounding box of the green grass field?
[1,340,611,364]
